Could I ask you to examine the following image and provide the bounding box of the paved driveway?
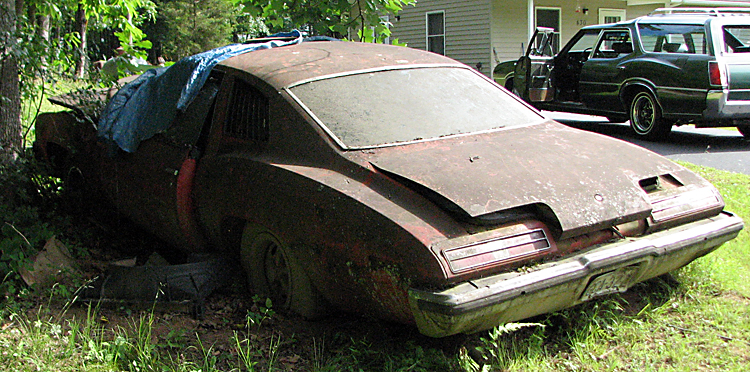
[546,112,750,175]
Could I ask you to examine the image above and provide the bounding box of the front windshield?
[288,67,543,149]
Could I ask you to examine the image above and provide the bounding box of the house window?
[225,79,269,142]
[599,8,626,25]
[535,7,560,54]
[426,11,445,55]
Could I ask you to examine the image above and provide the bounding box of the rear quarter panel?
[193,78,457,323]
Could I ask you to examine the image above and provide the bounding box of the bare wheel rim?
[631,94,656,134]
[262,240,291,307]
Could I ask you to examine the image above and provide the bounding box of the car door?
[579,29,635,110]
[514,27,556,102]
[99,73,222,251]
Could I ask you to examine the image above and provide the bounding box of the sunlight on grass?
[678,161,750,296]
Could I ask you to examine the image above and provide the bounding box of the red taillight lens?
[709,61,726,86]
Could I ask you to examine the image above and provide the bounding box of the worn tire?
[504,77,514,92]
[629,91,671,140]
[240,225,327,319]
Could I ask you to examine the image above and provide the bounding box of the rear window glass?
[288,67,543,149]
[723,25,750,53]
[638,23,707,54]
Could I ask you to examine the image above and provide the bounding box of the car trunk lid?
[365,121,684,239]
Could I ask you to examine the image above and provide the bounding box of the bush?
[0,158,62,296]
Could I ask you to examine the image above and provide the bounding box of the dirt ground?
[25,206,469,371]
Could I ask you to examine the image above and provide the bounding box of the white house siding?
[533,0,629,45]
[490,0,529,67]
[390,0,493,76]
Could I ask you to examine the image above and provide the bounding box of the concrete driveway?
[546,112,750,175]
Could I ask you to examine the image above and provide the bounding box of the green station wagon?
[495,8,750,139]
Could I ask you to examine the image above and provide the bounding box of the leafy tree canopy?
[158,0,238,60]
[237,0,415,43]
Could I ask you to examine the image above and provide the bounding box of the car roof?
[583,8,750,30]
[217,41,464,89]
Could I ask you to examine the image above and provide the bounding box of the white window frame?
[426,11,446,55]
[599,8,626,25]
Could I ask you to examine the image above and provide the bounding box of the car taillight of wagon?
[709,61,727,87]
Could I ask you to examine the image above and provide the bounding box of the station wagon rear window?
[288,67,543,149]
[723,25,750,53]
[638,23,707,54]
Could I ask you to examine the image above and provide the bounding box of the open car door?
[514,27,556,102]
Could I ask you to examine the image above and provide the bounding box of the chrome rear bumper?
[409,212,743,338]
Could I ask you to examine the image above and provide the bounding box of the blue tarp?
[98,30,304,153]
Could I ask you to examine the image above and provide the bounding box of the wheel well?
[220,216,247,252]
[621,84,655,108]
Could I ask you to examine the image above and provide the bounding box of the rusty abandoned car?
[495,8,750,139]
[35,36,743,337]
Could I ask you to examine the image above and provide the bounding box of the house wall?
[532,0,630,46]
[490,0,529,64]
[390,0,493,76]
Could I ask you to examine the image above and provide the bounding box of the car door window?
[593,30,633,58]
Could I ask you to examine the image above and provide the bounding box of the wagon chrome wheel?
[629,91,671,140]
[240,226,327,318]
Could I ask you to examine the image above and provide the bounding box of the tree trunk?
[74,2,88,79]
[0,0,22,163]
[38,13,49,73]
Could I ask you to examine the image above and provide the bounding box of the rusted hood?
[367,121,684,238]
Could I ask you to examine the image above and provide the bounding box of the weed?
[246,295,275,329]
[471,322,546,370]
[233,330,260,371]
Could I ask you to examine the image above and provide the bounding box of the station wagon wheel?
[240,226,327,319]
[629,91,671,140]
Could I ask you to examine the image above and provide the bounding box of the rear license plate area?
[580,265,640,302]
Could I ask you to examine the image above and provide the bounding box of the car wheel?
[629,91,671,140]
[240,225,327,319]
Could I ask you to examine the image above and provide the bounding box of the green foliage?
[239,0,416,43]
[246,295,275,328]
[0,159,61,296]
[15,0,156,149]
[157,0,237,60]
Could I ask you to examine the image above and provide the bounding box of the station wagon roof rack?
[650,7,750,16]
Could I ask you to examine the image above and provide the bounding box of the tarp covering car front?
[97,31,304,153]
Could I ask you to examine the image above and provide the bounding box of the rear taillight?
[709,61,727,87]
[442,221,555,273]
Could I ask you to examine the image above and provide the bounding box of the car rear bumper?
[408,211,743,338]
[703,90,750,123]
